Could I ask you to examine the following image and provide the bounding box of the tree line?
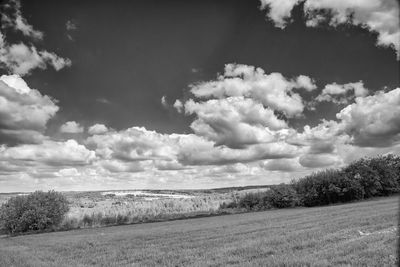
[222,154,400,211]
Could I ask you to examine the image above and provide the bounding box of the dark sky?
[20,0,398,134]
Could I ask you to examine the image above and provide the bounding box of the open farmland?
[0,196,398,266]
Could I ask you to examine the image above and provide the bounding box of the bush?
[237,192,266,211]
[219,201,238,209]
[116,214,129,225]
[60,217,79,230]
[82,214,94,227]
[101,215,117,225]
[0,190,69,234]
[266,184,298,208]
[295,169,364,207]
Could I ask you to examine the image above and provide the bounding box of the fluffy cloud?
[154,159,186,170]
[0,74,59,143]
[176,64,317,148]
[173,99,184,112]
[177,138,300,166]
[0,0,71,75]
[98,160,145,173]
[288,119,346,147]
[208,163,251,176]
[336,88,400,147]
[0,42,71,76]
[54,168,80,177]
[0,139,95,167]
[299,153,342,168]
[1,58,398,190]
[86,127,179,161]
[295,75,317,92]
[294,87,400,150]
[88,123,108,135]
[260,0,400,56]
[260,158,302,172]
[60,121,84,134]
[285,119,347,169]
[0,70,310,188]
[183,97,287,148]
[259,0,301,28]
[161,95,168,108]
[315,81,369,104]
[189,64,316,117]
[1,0,43,40]
[85,126,300,167]
[172,63,400,169]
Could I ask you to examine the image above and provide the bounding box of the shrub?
[82,214,93,227]
[266,184,298,208]
[0,190,69,234]
[219,201,238,209]
[294,169,364,207]
[116,214,129,225]
[60,217,79,230]
[92,212,103,226]
[237,192,265,211]
[101,215,117,225]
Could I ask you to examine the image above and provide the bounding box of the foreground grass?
[0,196,398,266]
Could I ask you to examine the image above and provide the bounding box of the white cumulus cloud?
[175,64,318,149]
[88,124,109,135]
[1,0,43,40]
[336,88,400,146]
[0,74,59,143]
[0,139,95,167]
[60,121,84,134]
[190,63,315,117]
[315,81,369,104]
[0,0,71,75]
[260,0,399,56]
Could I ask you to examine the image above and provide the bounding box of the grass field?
[0,196,398,266]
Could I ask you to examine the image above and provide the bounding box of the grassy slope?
[0,196,398,267]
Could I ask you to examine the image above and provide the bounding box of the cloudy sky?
[0,0,399,192]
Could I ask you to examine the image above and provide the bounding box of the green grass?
[0,196,398,266]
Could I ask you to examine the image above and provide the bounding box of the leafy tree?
[0,190,69,234]
[344,155,400,197]
[226,154,399,211]
[369,155,400,195]
[343,158,382,198]
[294,169,364,207]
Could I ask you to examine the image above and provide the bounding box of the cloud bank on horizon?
[0,0,399,192]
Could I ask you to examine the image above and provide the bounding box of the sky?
[0,0,399,192]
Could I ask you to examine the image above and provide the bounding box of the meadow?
[0,196,398,266]
[0,187,269,230]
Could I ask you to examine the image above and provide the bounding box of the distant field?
[0,196,398,266]
[0,187,271,229]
